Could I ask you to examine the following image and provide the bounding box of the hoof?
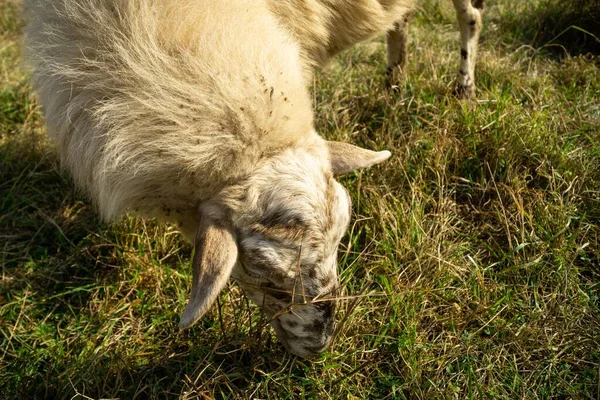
[385,66,405,92]
[453,83,475,99]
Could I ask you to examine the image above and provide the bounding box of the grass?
[498,0,600,56]
[1,0,599,398]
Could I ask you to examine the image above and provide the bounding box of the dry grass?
[1,0,599,398]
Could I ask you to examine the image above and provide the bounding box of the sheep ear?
[178,212,238,330]
[327,141,391,175]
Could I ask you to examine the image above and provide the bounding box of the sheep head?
[179,139,390,358]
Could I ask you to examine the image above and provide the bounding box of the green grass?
[2,0,599,398]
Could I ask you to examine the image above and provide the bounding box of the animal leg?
[452,0,485,98]
[386,14,410,87]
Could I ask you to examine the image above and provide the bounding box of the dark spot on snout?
[304,300,336,337]
[461,49,468,59]
[469,19,476,26]
[305,318,325,333]
[315,299,335,322]
[284,320,298,328]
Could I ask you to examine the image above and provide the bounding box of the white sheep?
[271,0,485,96]
[24,0,483,358]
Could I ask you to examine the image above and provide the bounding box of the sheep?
[23,0,484,358]
[270,0,485,97]
[24,0,391,358]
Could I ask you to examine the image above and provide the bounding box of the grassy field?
[1,0,599,398]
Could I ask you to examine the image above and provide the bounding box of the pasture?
[1,0,599,398]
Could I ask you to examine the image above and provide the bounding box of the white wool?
[24,0,315,222]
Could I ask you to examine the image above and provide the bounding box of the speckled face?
[231,178,351,358]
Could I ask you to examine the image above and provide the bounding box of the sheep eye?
[240,258,265,280]
[259,209,306,228]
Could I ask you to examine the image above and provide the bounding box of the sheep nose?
[302,342,329,356]
[300,332,333,357]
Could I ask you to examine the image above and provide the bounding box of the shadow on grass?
[499,0,600,57]
[0,121,110,277]
[9,330,296,398]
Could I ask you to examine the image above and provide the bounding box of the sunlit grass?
[1,0,599,398]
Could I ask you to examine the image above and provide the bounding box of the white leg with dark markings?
[452,0,485,98]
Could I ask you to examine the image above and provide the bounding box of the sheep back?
[268,0,416,66]
[24,0,315,224]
